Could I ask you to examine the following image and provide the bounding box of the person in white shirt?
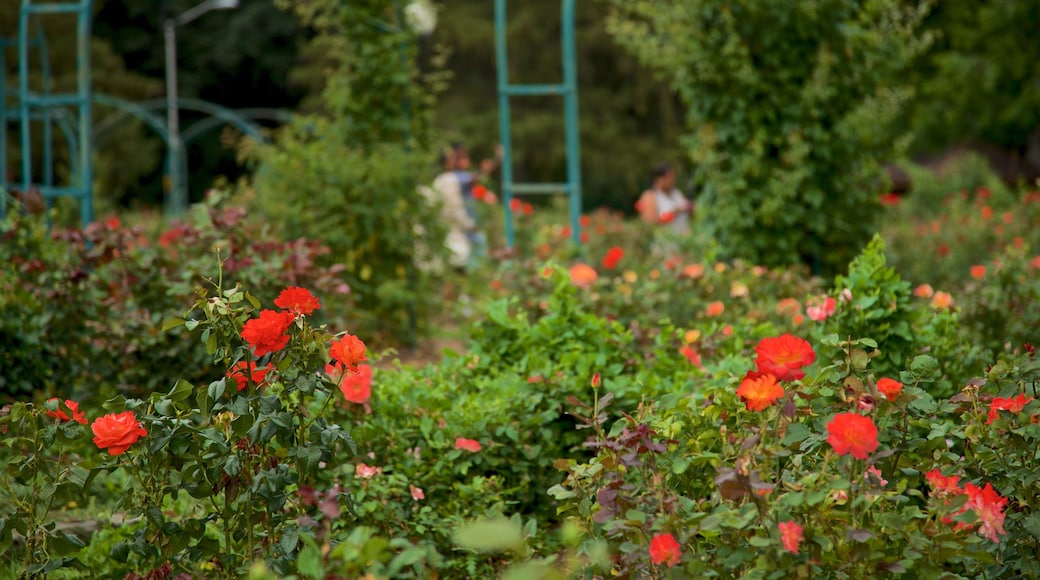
[636,163,692,236]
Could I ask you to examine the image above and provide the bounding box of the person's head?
[451,142,471,170]
[652,163,676,190]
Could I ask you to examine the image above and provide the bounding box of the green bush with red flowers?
[0,195,352,402]
[4,171,1040,577]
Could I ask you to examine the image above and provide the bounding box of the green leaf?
[208,379,226,403]
[297,539,323,579]
[748,535,772,548]
[161,317,185,333]
[453,518,526,553]
[167,379,194,402]
[1022,512,1040,541]
[782,423,811,446]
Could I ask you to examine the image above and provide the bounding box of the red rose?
[986,393,1032,424]
[340,364,373,405]
[876,377,902,402]
[601,246,624,270]
[455,437,481,452]
[92,411,147,455]
[46,398,88,425]
[648,532,681,567]
[825,413,879,460]
[778,521,804,554]
[227,361,271,391]
[241,309,293,357]
[754,334,816,381]
[274,286,321,316]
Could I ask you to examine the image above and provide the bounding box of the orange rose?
[330,334,367,371]
[92,411,147,456]
[569,263,598,288]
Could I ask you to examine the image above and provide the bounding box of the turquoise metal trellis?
[2,1,287,225]
[494,0,582,248]
[1,0,94,226]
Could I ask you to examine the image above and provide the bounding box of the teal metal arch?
[181,108,291,146]
[92,97,269,144]
[495,0,582,249]
[92,99,285,146]
[2,1,287,224]
[18,1,94,226]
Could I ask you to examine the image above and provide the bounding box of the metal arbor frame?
[495,0,582,249]
[2,0,95,226]
[2,1,285,225]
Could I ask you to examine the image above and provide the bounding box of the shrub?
[252,0,447,345]
[549,333,1036,577]
[0,198,350,402]
[605,0,930,274]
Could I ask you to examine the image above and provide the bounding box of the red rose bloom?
[92,411,147,455]
[986,393,1033,424]
[340,364,373,405]
[241,309,293,357]
[602,246,624,270]
[227,361,271,391]
[778,521,804,554]
[925,469,961,497]
[330,334,367,372]
[680,345,702,367]
[648,533,681,567]
[754,334,816,381]
[274,286,321,316]
[876,377,903,402]
[826,413,879,460]
[963,482,1007,542]
[46,398,88,425]
[455,437,481,452]
[736,372,784,411]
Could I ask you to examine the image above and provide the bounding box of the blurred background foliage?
[2,0,1040,272]
[2,0,1039,244]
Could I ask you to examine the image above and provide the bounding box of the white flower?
[405,0,437,35]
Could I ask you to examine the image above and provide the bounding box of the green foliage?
[882,155,1039,292]
[957,245,1040,357]
[903,0,1040,153]
[549,333,1036,577]
[253,0,445,344]
[605,0,930,273]
[821,235,978,395]
[1,280,358,577]
[0,197,350,401]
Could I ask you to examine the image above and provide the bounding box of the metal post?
[494,0,516,249]
[562,0,581,247]
[164,19,185,216]
[1,45,7,219]
[78,0,93,226]
[38,20,54,210]
[18,3,32,201]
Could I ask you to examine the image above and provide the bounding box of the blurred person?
[415,147,477,273]
[438,143,501,266]
[636,163,692,236]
